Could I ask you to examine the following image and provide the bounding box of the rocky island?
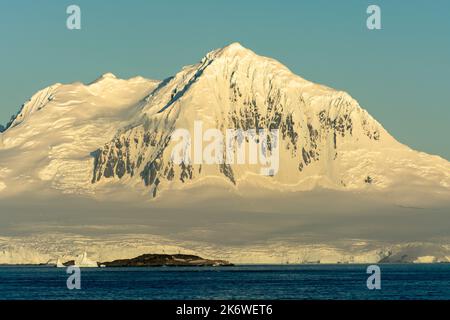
[99,254,233,267]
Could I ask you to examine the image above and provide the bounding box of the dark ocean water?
[0,264,449,300]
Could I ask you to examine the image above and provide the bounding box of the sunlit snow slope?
[1,43,448,198]
[0,74,158,195]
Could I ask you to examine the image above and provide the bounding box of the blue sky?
[0,0,449,159]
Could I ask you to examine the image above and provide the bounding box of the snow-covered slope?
[0,73,158,195]
[0,43,449,264]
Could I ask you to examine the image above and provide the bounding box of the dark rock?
[220,163,235,184]
[100,254,233,267]
[63,260,76,267]
[364,176,373,184]
[179,162,193,183]
[302,147,311,165]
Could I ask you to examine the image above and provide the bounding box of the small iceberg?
[55,252,98,268]
[73,252,98,268]
[56,258,65,268]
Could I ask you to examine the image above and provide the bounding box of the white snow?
[0,75,159,195]
[414,256,437,263]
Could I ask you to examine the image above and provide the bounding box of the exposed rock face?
[100,254,233,267]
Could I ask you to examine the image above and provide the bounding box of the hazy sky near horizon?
[0,0,449,159]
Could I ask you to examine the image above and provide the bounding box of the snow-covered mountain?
[0,43,449,264]
[1,43,448,198]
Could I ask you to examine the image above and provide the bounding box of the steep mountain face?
[90,43,449,197]
[0,43,449,198]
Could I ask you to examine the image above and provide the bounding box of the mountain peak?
[100,72,117,79]
[222,42,246,51]
[220,42,253,55]
[204,42,255,62]
[90,72,118,85]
